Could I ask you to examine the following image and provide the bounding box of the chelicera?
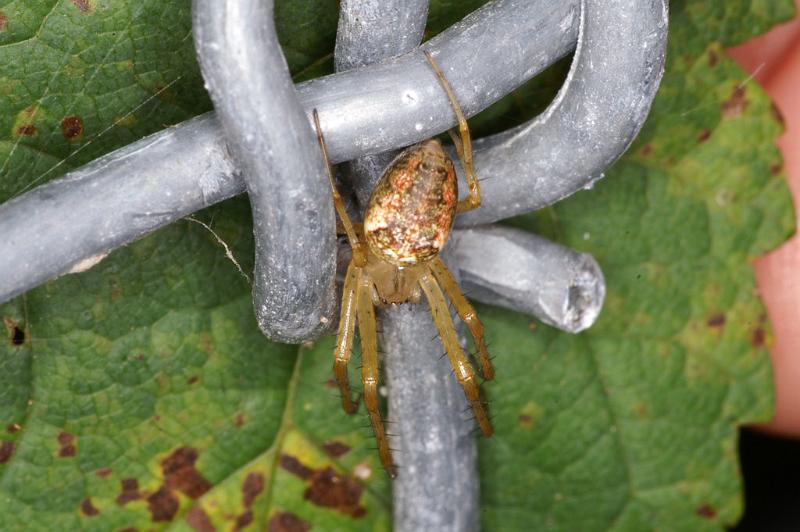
[313,51,493,478]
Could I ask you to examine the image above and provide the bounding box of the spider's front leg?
[356,272,396,477]
[424,50,480,214]
[313,108,366,414]
[419,269,493,437]
[313,109,366,266]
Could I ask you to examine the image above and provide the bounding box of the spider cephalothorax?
[313,51,492,478]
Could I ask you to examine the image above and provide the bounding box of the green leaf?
[0,1,794,531]
[481,2,795,529]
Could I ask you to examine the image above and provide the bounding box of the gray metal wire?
[454,226,606,333]
[0,0,667,324]
[457,0,669,226]
[0,0,589,305]
[193,0,338,343]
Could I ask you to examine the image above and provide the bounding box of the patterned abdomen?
[364,139,458,266]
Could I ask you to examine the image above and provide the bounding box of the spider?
[312,51,493,478]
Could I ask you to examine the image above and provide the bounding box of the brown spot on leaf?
[3,318,25,348]
[706,313,725,328]
[268,512,311,532]
[242,472,265,508]
[279,455,366,518]
[199,332,214,354]
[57,432,77,457]
[696,503,717,519]
[7,423,21,434]
[15,124,36,137]
[304,466,366,518]
[279,454,313,479]
[95,467,112,478]
[234,510,253,531]
[770,102,785,126]
[71,0,93,13]
[0,440,15,463]
[80,497,100,516]
[10,325,24,345]
[322,441,351,459]
[110,280,122,301]
[185,507,215,532]
[697,129,711,143]
[0,12,8,32]
[640,143,652,156]
[721,86,748,119]
[141,447,212,523]
[61,115,84,140]
[161,446,211,498]
[147,485,179,522]
[518,414,533,428]
[752,327,766,348]
[234,413,245,427]
[770,162,783,175]
[187,375,199,385]
[116,478,141,505]
[707,49,718,67]
[10,324,25,346]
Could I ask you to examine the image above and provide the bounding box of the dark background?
[733,429,800,531]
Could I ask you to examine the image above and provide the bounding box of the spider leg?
[423,50,480,214]
[312,109,367,267]
[357,271,396,477]
[419,270,493,437]
[429,257,494,380]
[334,261,360,414]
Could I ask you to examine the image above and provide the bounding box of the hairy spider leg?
[423,50,480,214]
[429,257,494,380]
[357,271,397,477]
[313,109,366,267]
[334,262,359,414]
[419,271,493,437]
[313,108,366,413]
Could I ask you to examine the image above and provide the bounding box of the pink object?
[728,0,800,436]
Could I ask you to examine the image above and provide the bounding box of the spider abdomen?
[363,139,458,266]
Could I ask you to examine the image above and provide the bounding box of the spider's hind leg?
[429,257,494,380]
[419,269,493,437]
